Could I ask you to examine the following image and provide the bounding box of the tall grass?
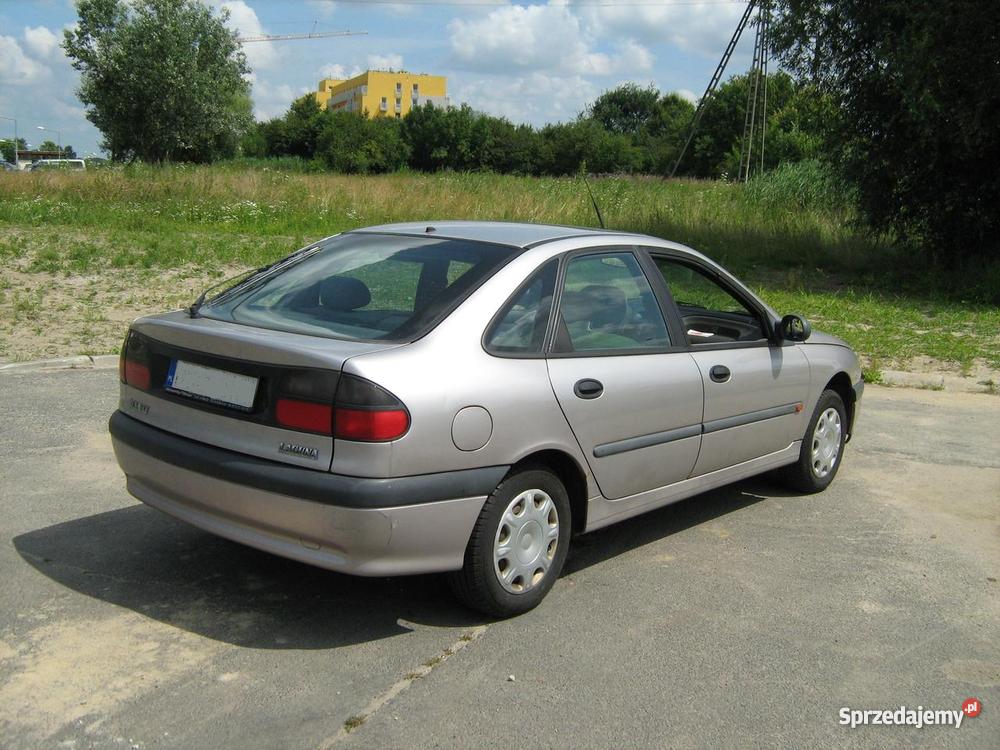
[0,162,876,275]
[1,163,997,369]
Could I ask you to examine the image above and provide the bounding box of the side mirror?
[780,314,812,342]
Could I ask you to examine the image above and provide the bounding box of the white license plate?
[165,360,258,411]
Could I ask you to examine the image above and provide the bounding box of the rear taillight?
[273,371,409,442]
[275,370,339,435]
[335,408,409,441]
[334,375,409,442]
[120,331,151,391]
[276,398,333,434]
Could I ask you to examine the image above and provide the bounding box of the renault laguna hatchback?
[110,222,863,616]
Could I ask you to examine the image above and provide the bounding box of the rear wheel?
[780,389,847,493]
[449,467,570,617]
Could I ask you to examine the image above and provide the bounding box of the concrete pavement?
[1,369,997,748]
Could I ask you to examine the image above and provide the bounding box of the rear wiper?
[188,244,321,318]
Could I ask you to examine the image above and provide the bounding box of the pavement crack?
[317,625,488,748]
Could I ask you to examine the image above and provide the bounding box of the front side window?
[201,234,516,342]
[485,260,558,355]
[552,252,670,353]
[652,256,766,344]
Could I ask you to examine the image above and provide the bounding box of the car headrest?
[580,284,626,330]
[319,276,371,311]
[559,290,589,325]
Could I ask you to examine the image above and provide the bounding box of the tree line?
[57,0,998,266]
[241,74,831,179]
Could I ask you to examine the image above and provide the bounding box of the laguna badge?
[279,442,319,460]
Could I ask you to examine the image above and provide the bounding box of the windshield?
[200,232,518,342]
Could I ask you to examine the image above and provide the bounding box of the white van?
[29,159,87,171]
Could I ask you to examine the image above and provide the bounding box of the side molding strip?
[702,403,800,434]
[593,402,801,458]
[593,424,702,458]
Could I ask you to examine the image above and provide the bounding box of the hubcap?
[811,407,842,478]
[493,489,559,594]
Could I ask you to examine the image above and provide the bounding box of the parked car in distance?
[29,158,86,171]
[110,222,863,616]
[1,160,16,172]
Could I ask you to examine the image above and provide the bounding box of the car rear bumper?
[109,411,504,576]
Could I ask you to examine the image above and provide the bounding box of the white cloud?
[454,72,599,126]
[307,1,337,18]
[569,0,747,59]
[23,26,61,58]
[367,53,403,70]
[252,79,312,120]
[675,88,698,103]
[448,3,651,77]
[0,35,50,86]
[211,0,279,70]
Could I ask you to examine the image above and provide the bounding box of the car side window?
[652,256,766,345]
[552,252,670,353]
[484,259,558,355]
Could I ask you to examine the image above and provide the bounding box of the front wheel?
[780,389,847,493]
[448,467,571,617]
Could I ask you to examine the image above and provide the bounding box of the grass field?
[1,165,997,384]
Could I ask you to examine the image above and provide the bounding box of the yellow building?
[315,70,449,118]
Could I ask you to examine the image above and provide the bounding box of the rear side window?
[202,233,517,342]
[485,259,558,355]
[552,252,670,353]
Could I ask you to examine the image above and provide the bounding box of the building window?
[412,83,419,92]
[380,96,388,111]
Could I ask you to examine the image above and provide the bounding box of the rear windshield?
[200,233,517,342]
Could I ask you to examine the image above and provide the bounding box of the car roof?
[352,221,636,249]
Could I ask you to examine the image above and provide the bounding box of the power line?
[237,30,368,43]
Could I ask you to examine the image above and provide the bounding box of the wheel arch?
[824,371,856,438]
[509,449,590,535]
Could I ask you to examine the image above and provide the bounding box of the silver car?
[110,222,863,616]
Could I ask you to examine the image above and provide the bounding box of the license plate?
[165,360,258,411]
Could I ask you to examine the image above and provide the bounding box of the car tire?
[449,466,571,618]
[780,389,848,493]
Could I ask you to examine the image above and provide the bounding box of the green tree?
[685,71,797,178]
[538,120,642,175]
[770,0,1000,263]
[640,92,695,173]
[402,103,478,171]
[316,111,409,174]
[63,0,252,162]
[589,83,661,136]
[0,138,27,163]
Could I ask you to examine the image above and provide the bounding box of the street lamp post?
[0,115,16,165]
[36,125,62,157]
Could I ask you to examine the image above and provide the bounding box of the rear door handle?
[709,365,731,383]
[574,378,604,399]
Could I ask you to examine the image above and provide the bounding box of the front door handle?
[709,365,731,383]
[574,378,604,399]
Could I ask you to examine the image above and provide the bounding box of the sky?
[0,0,757,157]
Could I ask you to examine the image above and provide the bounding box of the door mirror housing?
[780,314,812,342]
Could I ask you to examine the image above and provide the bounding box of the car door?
[648,252,811,476]
[544,249,704,500]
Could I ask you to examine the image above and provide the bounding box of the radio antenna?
[582,175,606,229]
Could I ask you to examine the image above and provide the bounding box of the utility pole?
[669,0,773,181]
[738,0,770,182]
[669,0,757,178]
